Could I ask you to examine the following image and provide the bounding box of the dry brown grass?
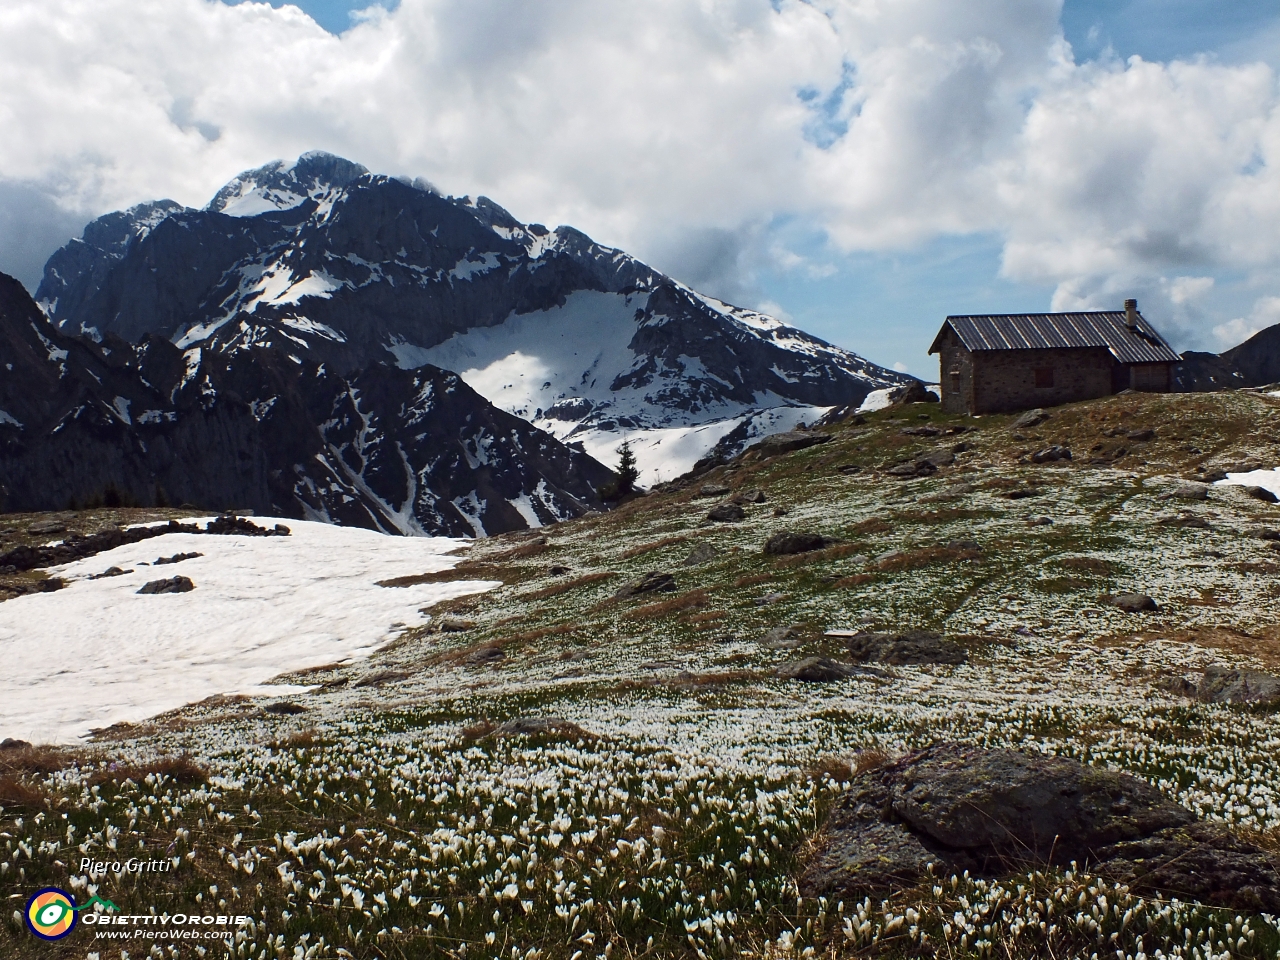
[682,609,728,624]
[378,561,507,587]
[848,517,892,535]
[524,571,615,601]
[806,748,890,785]
[772,542,864,568]
[459,719,496,741]
[89,753,208,787]
[488,540,549,561]
[733,573,777,587]
[623,588,710,619]
[620,535,690,560]
[875,545,981,572]
[0,744,71,776]
[269,728,319,750]
[0,776,47,809]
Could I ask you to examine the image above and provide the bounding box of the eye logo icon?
[25,888,78,940]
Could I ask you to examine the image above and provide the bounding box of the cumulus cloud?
[1214,296,1280,349]
[0,0,1277,349]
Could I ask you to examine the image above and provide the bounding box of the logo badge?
[25,888,78,940]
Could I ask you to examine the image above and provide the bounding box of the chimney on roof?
[1124,298,1139,329]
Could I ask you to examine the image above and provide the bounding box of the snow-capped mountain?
[37,152,911,484]
[0,271,611,536]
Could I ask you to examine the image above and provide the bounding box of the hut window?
[1034,367,1054,388]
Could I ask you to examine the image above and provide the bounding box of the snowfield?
[0,519,495,744]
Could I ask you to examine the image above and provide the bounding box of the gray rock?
[26,519,67,535]
[494,717,592,738]
[1197,665,1280,705]
[431,618,476,633]
[464,646,505,665]
[775,657,860,682]
[263,701,307,715]
[755,591,787,606]
[1244,485,1279,503]
[844,629,967,665]
[1031,445,1071,463]
[755,431,833,457]
[697,483,731,498]
[137,576,195,595]
[1170,482,1209,500]
[732,488,767,504]
[886,459,938,478]
[1126,428,1156,442]
[801,742,1197,899]
[889,382,939,405]
[0,738,32,750]
[707,501,746,522]
[680,542,719,566]
[1011,409,1049,429]
[1096,821,1280,913]
[614,571,677,599]
[760,625,806,650]
[899,425,941,437]
[1109,592,1158,612]
[763,531,831,555]
[89,566,132,580]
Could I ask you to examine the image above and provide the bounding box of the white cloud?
[1213,296,1280,348]
[0,0,1277,350]
[892,361,909,373]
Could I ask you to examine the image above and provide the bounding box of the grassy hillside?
[3,389,1280,959]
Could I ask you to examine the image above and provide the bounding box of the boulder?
[464,646,505,665]
[1108,592,1158,613]
[154,551,203,566]
[775,657,861,682]
[681,542,719,566]
[1243,485,1279,504]
[801,742,1201,900]
[1030,445,1072,464]
[755,431,832,457]
[922,449,955,468]
[763,531,831,555]
[889,382,939,405]
[732,488,767,504]
[760,625,806,650]
[886,459,937,478]
[0,738,32,750]
[136,576,195,595]
[89,566,132,580]
[1169,482,1209,501]
[707,501,746,522]
[900,425,941,437]
[1197,665,1280,705]
[841,629,967,665]
[614,571,677,599]
[697,482,731,498]
[1011,409,1049,429]
[26,519,67,535]
[263,702,307,715]
[1126,428,1156,442]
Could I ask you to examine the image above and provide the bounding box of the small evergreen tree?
[616,441,639,495]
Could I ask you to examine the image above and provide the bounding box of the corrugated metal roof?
[930,312,1181,365]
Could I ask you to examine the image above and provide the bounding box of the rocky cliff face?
[1176,324,1280,391]
[37,152,911,484]
[1,271,611,535]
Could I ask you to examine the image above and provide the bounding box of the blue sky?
[4,1,1280,380]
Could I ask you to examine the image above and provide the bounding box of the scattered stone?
[775,657,861,682]
[1126,428,1156,442]
[494,717,593,739]
[1243,485,1279,504]
[801,742,1198,900]
[732,488,767,504]
[154,551,203,566]
[0,738,32,750]
[707,501,746,522]
[205,514,291,536]
[755,431,833,457]
[464,646,505,665]
[763,531,831,555]
[547,565,572,575]
[837,629,968,665]
[1196,666,1280,706]
[89,566,132,580]
[1158,514,1211,529]
[681,542,719,566]
[263,702,307,715]
[943,540,981,552]
[1030,445,1072,464]
[353,669,410,688]
[772,507,789,517]
[1011,408,1049,429]
[838,464,862,474]
[760,625,806,650]
[26,519,67,535]
[614,571,677,599]
[922,449,955,468]
[1025,516,1053,527]
[136,576,195,595]
[900,425,940,437]
[1168,482,1209,501]
[1000,488,1042,500]
[889,382,939,405]
[1253,528,1280,541]
[886,459,938,478]
[755,592,787,606]
[1107,592,1158,613]
[697,482,731,498]
[432,618,476,633]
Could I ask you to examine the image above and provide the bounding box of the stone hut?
[928,299,1181,415]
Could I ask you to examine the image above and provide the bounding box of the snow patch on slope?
[1216,467,1280,501]
[0,518,495,744]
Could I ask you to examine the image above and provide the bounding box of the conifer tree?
[616,441,639,495]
